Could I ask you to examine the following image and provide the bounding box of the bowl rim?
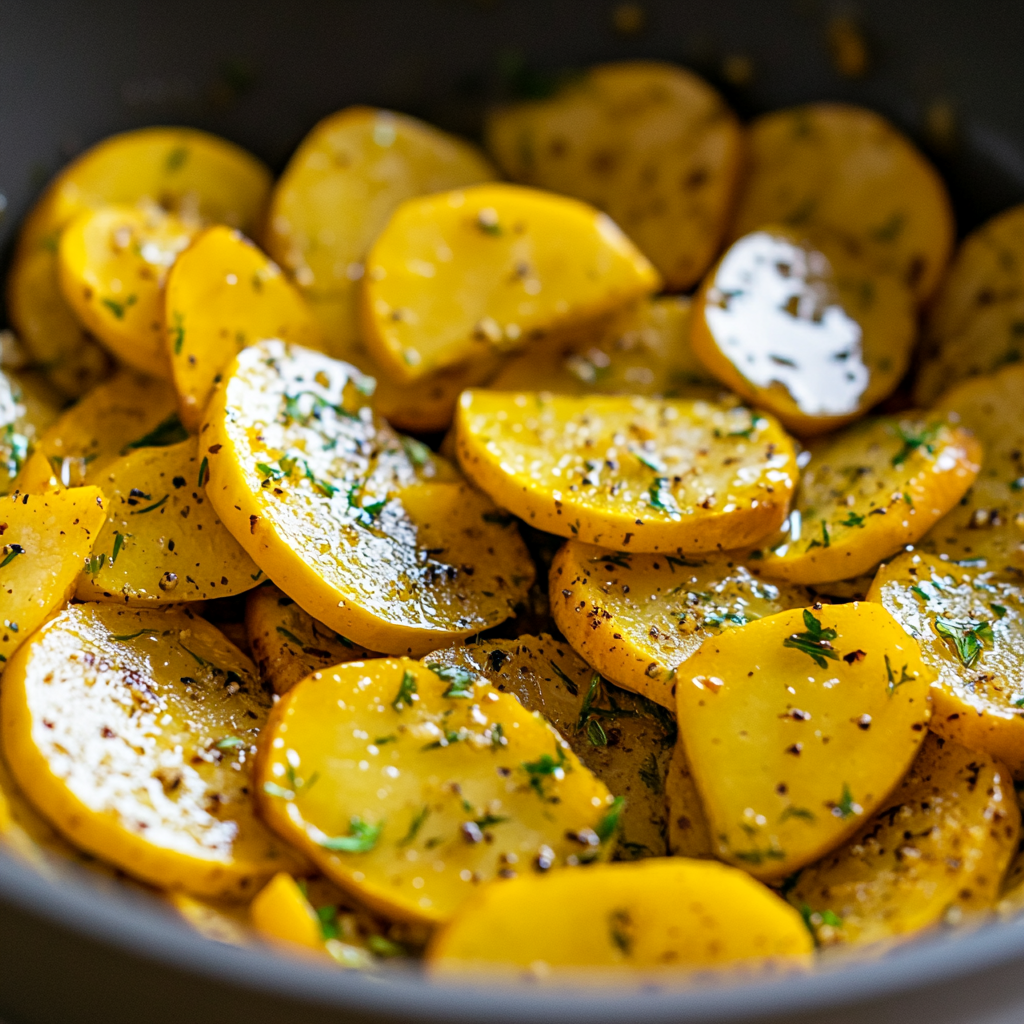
[4,845,1024,1022]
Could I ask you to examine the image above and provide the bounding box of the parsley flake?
[783,610,840,669]
[319,816,383,853]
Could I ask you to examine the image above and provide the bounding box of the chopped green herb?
[633,449,665,473]
[734,846,786,865]
[548,658,580,696]
[806,520,831,550]
[110,532,125,564]
[319,816,383,853]
[703,609,749,628]
[591,551,631,569]
[576,673,602,731]
[391,670,418,710]
[473,813,509,830]
[490,722,506,749]
[367,935,405,958]
[780,806,816,822]
[422,728,466,751]
[101,294,137,320]
[586,718,608,747]
[910,584,931,602]
[648,477,681,519]
[783,609,840,669]
[426,663,477,698]
[400,435,431,467]
[934,616,993,667]
[169,310,185,355]
[664,554,705,571]
[608,909,633,955]
[595,796,626,843]
[992,603,1008,619]
[2,425,29,478]
[884,655,915,696]
[1,544,26,569]
[522,746,569,797]
[197,456,209,488]
[122,413,188,452]
[638,753,662,793]
[832,783,858,819]
[109,629,158,642]
[262,781,294,800]
[398,806,429,847]
[131,494,168,515]
[85,552,104,575]
[275,626,303,646]
[165,145,188,172]
[840,511,865,528]
[214,736,245,751]
[891,423,940,467]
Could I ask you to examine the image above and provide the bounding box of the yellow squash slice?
[0,487,107,668]
[10,450,64,496]
[1,368,61,496]
[1,603,304,897]
[455,390,797,553]
[37,369,182,488]
[264,106,496,351]
[791,734,1019,946]
[691,227,917,435]
[164,226,325,431]
[250,872,325,953]
[428,858,812,977]
[754,414,981,585]
[58,204,199,375]
[676,603,933,879]
[5,243,112,399]
[868,551,1024,776]
[919,364,1024,571]
[485,61,744,291]
[491,296,719,398]
[202,340,533,656]
[730,104,954,303]
[245,583,377,695]
[361,183,660,382]
[8,127,270,398]
[915,204,1024,405]
[424,634,677,860]
[74,438,260,604]
[550,541,812,707]
[255,657,617,925]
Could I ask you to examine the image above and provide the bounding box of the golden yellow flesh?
[10,451,64,496]
[791,734,1019,945]
[0,604,303,897]
[5,243,112,399]
[73,438,260,604]
[485,61,743,291]
[915,204,1024,405]
[491,296,720,398]
[423,634,676,860]
[246,583,377,695]
[0,369,61,496]
[919,364,1024,571]
[264,106,496,350]
[250,872,324,952]
[456,390,797,553]
[730,103,954,303]
[9,127,270,399]
[255,657,615,924]
[676,603,933,879]
[58,204,198,376]
[868,551,1024,776]
[0,488,107,667]
[38,369,181,488]
[202,340,533,655]
[754,415,981,584]
[550,541,812,707]
[361,183,661,382]
[428,858,812,976]
[691,227,916,436]
[165,226,325,431]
